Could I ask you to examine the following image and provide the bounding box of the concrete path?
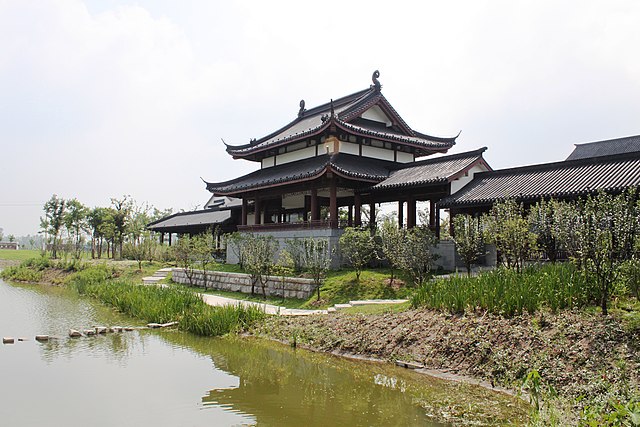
[143,267,408,317]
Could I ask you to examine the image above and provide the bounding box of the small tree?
[527,199,562,262]
[172,235,198,286]
[483,199,537,272]
[339,227,376,282]
[576,190,638,315]
[284,238,305,273]
[242,234,278,297]
[272,249,294,302]
[192,232,215,290]
[378,220,404,284]
[227,232,248,269]
[301,238,332,300]
[452,214,484,276]
[398,226,438,286]
[40,195,66,258]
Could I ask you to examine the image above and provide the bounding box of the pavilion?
[204,71,491,240]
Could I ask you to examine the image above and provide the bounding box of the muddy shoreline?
[253,308,640,421]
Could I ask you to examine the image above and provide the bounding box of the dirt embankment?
[254,309,640,405]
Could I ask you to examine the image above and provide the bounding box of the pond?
[0,277,528,426]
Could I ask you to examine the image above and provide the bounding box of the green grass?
[68,266,266,337]
[340,302,411,315]
[0,249,41,261]
[412,263,598,316]
[300,269,414,309]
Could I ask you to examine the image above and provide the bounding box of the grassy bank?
[413,264,597,316]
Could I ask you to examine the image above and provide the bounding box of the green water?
[0,278,529,426]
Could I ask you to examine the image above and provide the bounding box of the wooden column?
[429,200,436,230]
[437,207,442,239]
[241,199,248,226]
[168,233,172,246]
[369,202,376,232]
[303,195,309,222]
[354,194,362,227]
[398,200,404,229]
[254,198,262,225]
[311,189,319,221]
[347,205,353,227]
[407,198,416,229]
[160,233,164,245]
[329,179,338,228]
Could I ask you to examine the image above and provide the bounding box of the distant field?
[0,249,40,261]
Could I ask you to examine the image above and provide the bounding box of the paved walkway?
[143,268,408,317]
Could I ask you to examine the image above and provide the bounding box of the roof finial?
[330,99,335,117]
[371,70,381,91]
[298,99,306,117]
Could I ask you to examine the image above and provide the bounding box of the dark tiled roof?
[205,154,394,195]
[566,135,640,160]
[371,148,488,191]
[224,87,456,158]
[439,151,640,208]
[147,209,232,231]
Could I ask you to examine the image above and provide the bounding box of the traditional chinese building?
[204,71,490,241]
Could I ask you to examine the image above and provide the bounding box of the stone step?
[349,299,409,306]
[142,276,164,284]
[327,307,337,313]
[334,303,353,310]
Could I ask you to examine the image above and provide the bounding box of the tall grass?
[69,266,266,336]
[412,263,598,316]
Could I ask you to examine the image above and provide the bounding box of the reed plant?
[412,263,597,316]
[69,266,266,336]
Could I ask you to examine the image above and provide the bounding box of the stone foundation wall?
[433,242,497,271]
[171,268,317,300]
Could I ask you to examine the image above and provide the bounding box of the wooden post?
[329,180,338,228]
[354,194,362,227]
[241,198,248,226]
[347,205,353,227]
[160,233,164,245]
[369,202,376,232]
[398,200,404,229]
[407,198,416,229]
[168,233,172,246]
[303,195,309,222]
[311,188,319,221]
[254,198,262,225]
[429,200,436,230]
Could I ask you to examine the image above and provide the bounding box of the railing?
[237,220,370,232]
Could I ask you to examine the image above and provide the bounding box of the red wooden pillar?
[241,198,248,226]
[329,180,338,228]
[354,194,362,227]
[398,200,404,229]
[347,205,353,227]
[310,188,319,221]
[407,198,416,229]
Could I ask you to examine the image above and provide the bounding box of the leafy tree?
[527,199,561,262]
[87,207,109,259]
[272,249,294,302]
[301,237,332,300]
[110,195,132,259]
[40,195,66,258]
[64,198,88,258]
[549,199,584,264]
[483,199,536,272]
[284,238,305,272]
[241,234,278,297]
[228,232,248,269]
[339,227,376,281]
[172,235,198,286]
[192,232,215,290]
[452,214,484,276]
[7,234,15,243]
[576,190,639,315]
[398,226,439,286]
[0,227,3,241]
[378,219,404,284]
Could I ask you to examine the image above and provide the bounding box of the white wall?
[361,145,394,161]
[339,141,360,155]
[275,146,316,165]
[261,157,275,168]
[450,163,489,193]
[396,151,413,163]
[361,105,391,126]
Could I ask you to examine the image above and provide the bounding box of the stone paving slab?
[349,299,408,305]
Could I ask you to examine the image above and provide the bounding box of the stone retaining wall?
[171,268,317,300]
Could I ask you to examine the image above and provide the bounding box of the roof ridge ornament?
[330,99,335,117]
[371,70,381,92]
[298,99,306,117]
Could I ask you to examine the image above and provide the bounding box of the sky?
[1,0,639,236]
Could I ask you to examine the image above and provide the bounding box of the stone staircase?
[142,267,173,285]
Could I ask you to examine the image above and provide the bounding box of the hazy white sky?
[1,0,639,236]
